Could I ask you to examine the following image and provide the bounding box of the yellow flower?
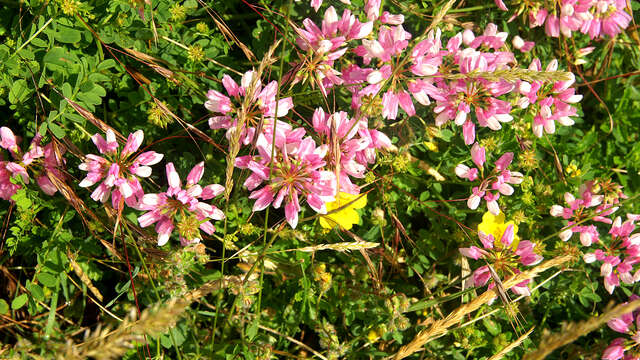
[319,192,367,230]
[423,141,438,152]
[477,211,519,249]
[367,329,380,343]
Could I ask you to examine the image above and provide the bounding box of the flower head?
[319,192,367,230]
[456,144,523,215]
[460,211,543,297]
[138,162,225,246]
[236,132,336,229]
[78,129,163,209]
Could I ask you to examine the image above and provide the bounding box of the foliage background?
[1,0,640,359]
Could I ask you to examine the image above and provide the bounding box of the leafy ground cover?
[1,0,640,359]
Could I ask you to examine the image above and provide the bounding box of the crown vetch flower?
[517,59,581,137]
[312,108,390,193]
[78,129,163,209]
[206,70,294,145]
[236,131,336,229]
[460,211,543,297]
[603,295,640,359]
[292,6,372,97]
[456,144,523,215]
[0,127,66,200]
[582,216,640,294]
[138,162,225,246]
[549,182,613,243]
[501,0,631,39]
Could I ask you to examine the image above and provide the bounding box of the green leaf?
[55,26,82,43]
[48,122,66,139]
[0,299,8,315]
[27,283,45,302]
[9,79,30,104]
[38,122,49,136]
[43,46,76,68]
[77,92,102,106]
[38,272,58,288]
[97,59,116,71]
[11,294,28,310]
[246,319,259,341]
[61,82,72,99]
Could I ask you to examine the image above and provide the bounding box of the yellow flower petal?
[319,192,367,230]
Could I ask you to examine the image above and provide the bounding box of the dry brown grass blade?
[488,326,534,360]
[48,84,126,142]
[68,250,104,302]
[426,0,457,33]
[196,0,256,61]
[392,255,572,360]
[523,299,640,360]
[59,279,226,360]
[222,40,280,201]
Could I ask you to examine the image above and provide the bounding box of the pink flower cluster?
[460,223,543,297]
[205,62,391,227]
[582,215,640,294]
[455,143,524,215]
[517,59,582,138]
[0,127,65,200]
[551,181,639,294]
[206,70,294,145]
[292,2,582,145]
[78,129,163,209]
[77,129,225,247]
[231,109,390,228]
[497,0,632,39]
[603,295,640,360]
[138,162,225,246]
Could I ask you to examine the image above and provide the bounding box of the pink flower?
[0,129,66,200]
[365,0,381,20]
[0,127,19,154]
[580,0,631,39]
[511,36,534,52]
[494,0,508,11]
[518,59,581,137]
[460,220,542,296]
[603,338,626,360]
[79,129,163,209]
[138,162,225,246]
[456,145,522,215]
[206,71,294,145]
[236,132,336,229]
[311,108,389,193]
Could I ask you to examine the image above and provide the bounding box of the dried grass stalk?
[60,298,189,360]
[59,279,225,360]
[392,255,572,360]
[297,241,379,253]
[68,250,103,301]
[223,40,280,202]
[488,326,534,360]
[523,299,640,360]
[427,0,457,33]
[438,68,573,83]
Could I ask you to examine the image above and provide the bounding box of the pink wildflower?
[460,221,543,297]
[206,70,294,145]
[456,144,523,215]
[603,295,640,359]
[0,127,66,200]
[78,129,163,209]
[517,59,582,138]
[138,162,225,246]
[236,131,336,229]
[311,108,391,194]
